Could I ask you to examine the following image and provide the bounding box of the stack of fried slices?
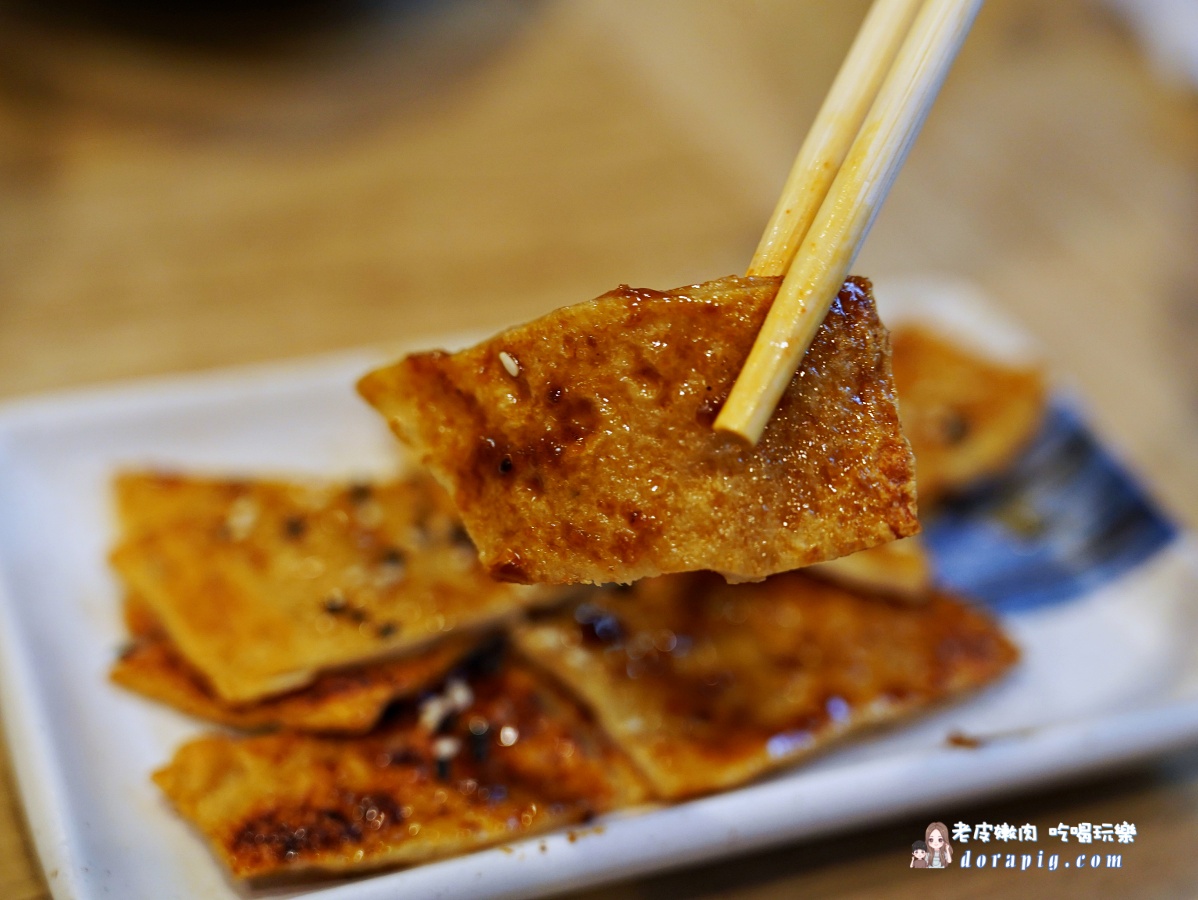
[111,277,1040,880]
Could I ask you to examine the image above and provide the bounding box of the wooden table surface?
[2,0,1197,896]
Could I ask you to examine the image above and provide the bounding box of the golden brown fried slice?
[358,275,918,585]
[514,572,1017,800]
[114,470,264,539]
[122,593,164,640]
[112,597,479,733]
[807,537,931,602]
[154,661,647,879]
[891,325,1046,505]
[111,472,556,703]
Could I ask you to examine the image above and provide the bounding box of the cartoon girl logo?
[925,821,953,868]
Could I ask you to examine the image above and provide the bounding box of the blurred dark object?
[4,0,409,55]
[0,0,533,139]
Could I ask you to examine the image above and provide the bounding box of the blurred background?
[2,0,1198,896]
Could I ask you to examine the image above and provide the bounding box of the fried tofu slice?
[773,326,1047,600]
[514,572,1017,799]
[807,537,932,602]
[358,275,918,585]
[890,325,1046,505]
[154,661,647,879]
[110,472,557,703]
[112,596,479,733]
[114,470,267,539]
[122,592,165,640]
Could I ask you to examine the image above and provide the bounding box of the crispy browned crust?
[111,597,479,733]
[153,662,648,879]
[891,325,1047,504]
[110,472,559,703]
[514,572,1017,800]
[358,275,918,585]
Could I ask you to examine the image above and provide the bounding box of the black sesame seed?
[941,410,970,444]
[323,594,348,613]
[470,727,490,762]
[348,482,374,503]
[449,524,474,548]
[380,547,406,566]
[498,456,513,474]
[435,757,451,781]
[282,516,307,539]
[377,621,399,638]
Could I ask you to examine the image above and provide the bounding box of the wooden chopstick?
[717,0,984,444]
[747,0,924,278]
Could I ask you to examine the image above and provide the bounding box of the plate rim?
[1,302,1196,898]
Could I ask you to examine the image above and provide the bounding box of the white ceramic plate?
[2,278,1197,899]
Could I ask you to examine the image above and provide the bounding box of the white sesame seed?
[224,497,259,541]
[354,499,384,529]
[433,736,462,759]
[498,725,519,747]
[296,555,326,579]
[444,678,474,712]
[418,696,449,733]
[372,563,406,590]
[498,351,520,378]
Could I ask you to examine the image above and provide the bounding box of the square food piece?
[110,472,557,703]
[112,596,481,734]
[154,660,647,879]
[514,572,1017,799]
[358,275,918,585]
[890,325,1046,505]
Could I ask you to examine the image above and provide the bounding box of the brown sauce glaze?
[153,663,647,878]
[514,572,1018,799]
[358,275,919,585]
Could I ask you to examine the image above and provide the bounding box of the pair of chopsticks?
[714,0,983,444]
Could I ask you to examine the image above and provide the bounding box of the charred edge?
[232,794,406,864]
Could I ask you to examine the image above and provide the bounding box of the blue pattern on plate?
[922,403,1176,612]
